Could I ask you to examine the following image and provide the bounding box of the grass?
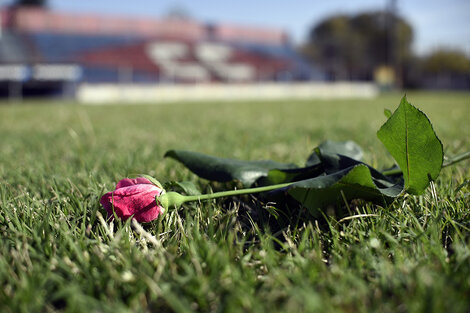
[0,91,469,312]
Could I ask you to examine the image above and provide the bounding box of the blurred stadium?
[0,6,334,101]
[2,2,467,102]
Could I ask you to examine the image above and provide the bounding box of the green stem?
[382,150,470,176]
[183,182,293,202]
[158,182,292,209]
[442,150,470,168]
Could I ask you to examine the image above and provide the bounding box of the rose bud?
[100,177,164,223]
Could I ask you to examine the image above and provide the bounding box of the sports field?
[1,91,469,312]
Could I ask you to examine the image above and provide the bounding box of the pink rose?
[100,177,164,223]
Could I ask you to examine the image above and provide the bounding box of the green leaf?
[266,164,324,185]
[384,108,392,119]
[139,174,164,189]
[164,150,297,186]
[287,165,402,217]
[377,96,443,194]
[315,150,394,185]
[164,181,201,196]
[269,144,386,185]
[306,140,363,166]
[264,141,364,185]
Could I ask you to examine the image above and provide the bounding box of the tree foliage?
[422,50,470,74]
[303,11,413,81]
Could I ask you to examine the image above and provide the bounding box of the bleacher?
[0,31,32,63]
[26,32,143,62]
[0,31,82,97]
[0,6,318,97]
[10,32,312,83]
[231,42,317,80]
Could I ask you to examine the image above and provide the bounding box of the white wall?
[77,82,379,104]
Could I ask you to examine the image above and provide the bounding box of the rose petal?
[100,180,164,222]
[133,202,164,223]
[116,177,153,189]
[113,184,160,197]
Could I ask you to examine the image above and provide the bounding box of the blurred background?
[0,0,469,102]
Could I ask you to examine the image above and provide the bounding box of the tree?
[422,50,470,74]
[302,11,413,82]
[419,49,470,89]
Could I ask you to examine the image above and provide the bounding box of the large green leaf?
[315,150,395,186]
[164,181,201,196]
[377,96,443,194]
[267,141,365,185]
[306,140,363,166]
[287,164,402,217]
[266,164,324,185]
[165,150,297,186]
[268,145,391,186]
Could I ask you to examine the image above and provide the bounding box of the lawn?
[1,91,469,312]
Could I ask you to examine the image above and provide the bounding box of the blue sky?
[5,0,470,56]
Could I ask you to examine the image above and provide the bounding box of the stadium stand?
[0,31,32,63]
[27,32,143,62]
[0,6,318,97]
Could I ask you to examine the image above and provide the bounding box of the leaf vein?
[404,105,411,188]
